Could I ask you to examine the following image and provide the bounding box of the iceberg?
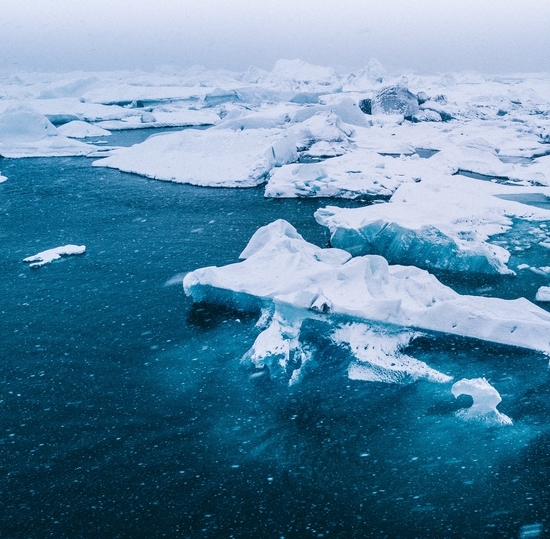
[293,97,370,128]
[184,220,550,384]
[288,111,355,159]
[93,127,297,187]
[452,377,513,425]
[263,59,341,91]
[37,76,100,99]
[346,58,387,89]
[23,245,86,268]
[0,105,94,157]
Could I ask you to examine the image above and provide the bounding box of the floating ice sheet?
[265,150,428,199]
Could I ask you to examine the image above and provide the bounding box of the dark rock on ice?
[371,85,419,118]
[358,98,372,115]
[416,91,429,105]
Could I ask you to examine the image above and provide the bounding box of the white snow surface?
[452,377,513,425]
[266,151,426,198]
[184,220,550,356]
[23,245,86,268]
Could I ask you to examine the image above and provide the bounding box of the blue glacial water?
[0,138,549,538]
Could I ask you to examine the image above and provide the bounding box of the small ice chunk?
[535,286,550,302]
[57,120,111,139]
[451,378,512,425]
[0,172,6,183]
[530,266,550,276]
[23,245,86,268]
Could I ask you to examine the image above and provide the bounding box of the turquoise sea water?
[0,136,549,538]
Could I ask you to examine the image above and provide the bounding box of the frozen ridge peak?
[23,245,86,268]
[452,378,512,425]
[184,220,550,385]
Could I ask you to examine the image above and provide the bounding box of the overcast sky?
[1,0,549,75]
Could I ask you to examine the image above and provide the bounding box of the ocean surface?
[0,131,549,538]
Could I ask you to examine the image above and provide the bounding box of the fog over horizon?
[1,0,550,75]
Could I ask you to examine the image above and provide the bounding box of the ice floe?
[452,377,513,425]
[23,245,86,268]
[184,220,550,384]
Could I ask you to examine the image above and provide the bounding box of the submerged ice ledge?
[184,220,550,385]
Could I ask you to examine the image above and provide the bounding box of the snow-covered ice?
[535,286,550,302]
[452,377,513,425]
[0,105,95,157]
[265,150,426,199]
[23,245,86,268]
[57,120,111,139]
[93,127,297,187]
[95,108,219,130]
